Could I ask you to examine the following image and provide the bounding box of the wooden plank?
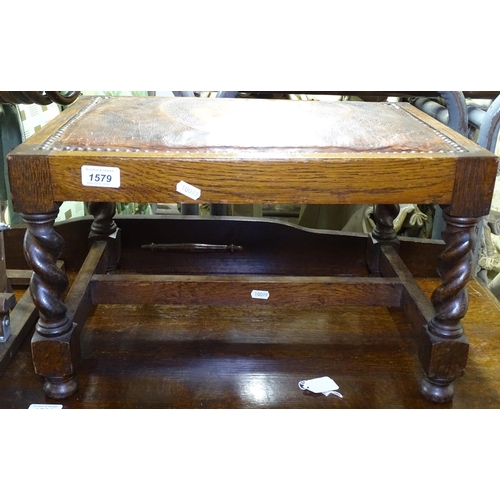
[6,269,32,286]
[5,260,65,286]
[47,154,457,206]
[90,274,404,308]
[4,216,445,278]
[7,151,55,213]
[65,240,108,334]
[2,277,500,408]
[450,156,499,217]
[0,288,37,376]
[380,245,435,335]
[0,260,67,376]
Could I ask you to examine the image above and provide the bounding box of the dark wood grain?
[44,154,458,207]
[7,151,54,214]
[450,156,499,216]
[5,216,445,277]
[380,245,434,333]
[0,277,499,408]
[22,209,72,337]
[5,270,32,286]
[90,274,403,308]
[0,288,38,376]
[65,240,108,336]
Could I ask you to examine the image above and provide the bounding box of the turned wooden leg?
[367,204,400,276]
[87,202,121,273]
[419,208,481,403]
[23,205,79,399]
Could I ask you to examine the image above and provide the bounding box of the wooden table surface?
[1,275,498,409]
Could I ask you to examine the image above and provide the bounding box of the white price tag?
[251,290,270,300]
[29,404,63,409]
[176,180,201,200]
[81,165,120,188]
[298,376,343,398]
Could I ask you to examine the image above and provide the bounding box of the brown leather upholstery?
[52,96,464,154]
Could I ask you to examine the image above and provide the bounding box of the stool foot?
[419,377,454,403]
[44,375,78,400]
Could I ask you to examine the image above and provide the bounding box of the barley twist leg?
[420,208,481,403]
[23,205,78,399]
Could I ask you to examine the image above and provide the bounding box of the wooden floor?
[1,277,499,409]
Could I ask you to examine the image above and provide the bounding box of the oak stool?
[7,96,498,403]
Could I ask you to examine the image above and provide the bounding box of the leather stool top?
[37,96,466,155]
[7,96,498,215]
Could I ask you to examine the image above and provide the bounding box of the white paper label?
[28,404,63,410]
[176,180,201,200]
[81,165,120,188]
[298,376,339,393]
[251,290,270,300]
